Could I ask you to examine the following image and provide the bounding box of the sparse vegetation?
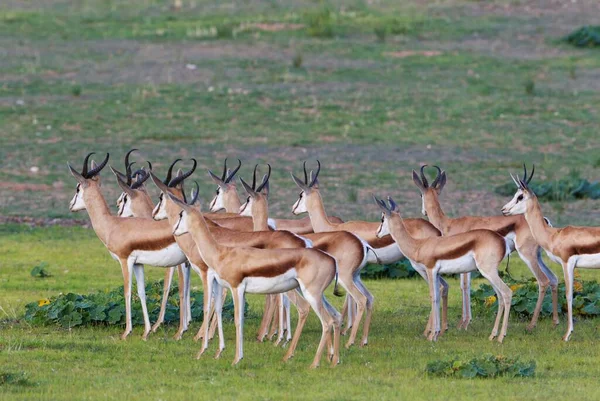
[426,355,536,378]
[565,26,600,48]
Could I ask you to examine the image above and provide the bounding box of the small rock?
[16,99,25,106]
[30,166,39,173]
[186,64,197,70]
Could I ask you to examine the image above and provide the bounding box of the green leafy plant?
[24,280,239,328]
[472,274,600,318]
[374,25,387,42]
[292,52,303,69]
[71,84,82,97]
[524,78,535,95]
[426,354,536,378]
[565,26,600,48]
[0,371,34,387]
[30,262,51,278]
[495,170,600,201]
[361,259,418,279]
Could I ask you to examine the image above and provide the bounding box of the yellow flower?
[574,270,581,279]
[510,284,523,292]
[484,295,497,307]
[38,299,51,307]
[573,281,583,293]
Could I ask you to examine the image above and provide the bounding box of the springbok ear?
[68,163,88,186]
[387,196,398,212]
[372,194,390,215]
[239,177,257,198]
[309,171,319,189]
[208,169,225,187]
[412,170,425,191]
[168,193,193,212]
[291,173,309,192]
[113,170,135,197]
[149,171,170,194]
[258,174,269,197]
[110,166,128,184]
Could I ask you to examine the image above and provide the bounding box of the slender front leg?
[427,269,440,342]
[257,295,275,342]
[132,263,151,340]
[194,268,208,342]
[562,260,576,341]
[232,286,245,366]
[458,273,471,329]
[355,277,374,347]
[283,289,310,361]
[439,277,449,334]
[152,267,175,333]
[184,263,192,326]
[198,273,215,358]
[213,283,225,359]
[120,259,133,340]
[173,265,187,340]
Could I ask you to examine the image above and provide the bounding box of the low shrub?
[30,262,51,278]
[24,280,238,328]
[472,274,600,318]
[360,259,418,279]
[426,354,536,378]
[565,26,600,48]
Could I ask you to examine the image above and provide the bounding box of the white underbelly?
[372,243,404,264]
[574,253,600,269]
[504,231,517,253]
[243,269,299,294]
[437,252,477,275]
[131,243,187,267]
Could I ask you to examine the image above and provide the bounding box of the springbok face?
[412,165,446,217]
[168,193,198,236]
[373,195,398,238]
[208,159,242,212]
[173,209,189,236]
[117,193,133,217]
[68,152,109,212]
[291,160,320,215]
[501,164,536,217]
[150,159,196,221]
[239,164,271,217]
[153,192,168,220]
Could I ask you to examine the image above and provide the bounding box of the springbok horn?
[164,159,182,185]
[303,161,308,185]
[420,165,429,188]
[256,164,271,193]
[188,181,200,205]
[387,196,398,212]
[251,164,259,190]
[169,158,197,188]
[225,159,242,183]
[81,152,94,177]
[431,165,443,188]
[86,153,109,178]
[309,160,321,188]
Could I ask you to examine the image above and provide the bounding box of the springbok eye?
[517,194,524,202]
[216,188,220,195]
[298,193,303,198]
[179,211,183,218]
[247,196,251,203]
[381,216,385,223]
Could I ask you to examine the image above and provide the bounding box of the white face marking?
[502,188,528,216]
[239,196,252,217]
[376,214,390,238]
[209,186,226,212]
[291,192,307,215]
[153,193,168,220]
[117,193,134,217]
[69,184,86,212]
[173,211,189,236]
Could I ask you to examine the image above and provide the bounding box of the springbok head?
[411,165,447,217]
[373,195,399,238]
[208,158,242,212]
[168,192,201,236]
[502,164,536,216]
[111,161,152,217]
[151,159,196,220]
[67,152,110,212]
[238,164,271,217]
[291,160,321,215]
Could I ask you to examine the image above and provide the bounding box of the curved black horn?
[256,164,271,193]
[124,149,138,184]
[164,159,182,185]
[81,152,94,177]
[130,169,150,189]
[169,158,197,188]
[126,162,136,185]
[309,160,321,188]
[303,161,308,185]
[431,165,443,188]
[225,159,242,183]
[420,165,429,188]
[523,164,535,185]
[86,153,110,178]
[251,164,259,190]
[221,158,228,181]
[387,196,398,212]
[188,181,200,205]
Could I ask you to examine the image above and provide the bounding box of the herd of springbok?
[67,150,600,368]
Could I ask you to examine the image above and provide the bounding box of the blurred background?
[1,0,599,225]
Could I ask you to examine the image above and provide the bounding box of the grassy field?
[2,0,600,399]
[4,224,600,401]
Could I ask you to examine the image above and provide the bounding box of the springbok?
[374,195,512,342]
[290,161,456,335]
[413,165,559,330]
[68,152,188,340]
[150,170,327,357]
[239,166,374,348]
[169,192,342,368]
[502,165,600,341]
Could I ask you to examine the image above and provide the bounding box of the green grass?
[4,225,600,400]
